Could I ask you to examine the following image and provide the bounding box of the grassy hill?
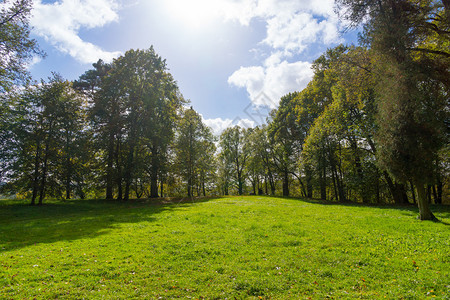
[1,196,449,299]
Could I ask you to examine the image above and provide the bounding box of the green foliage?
[89,47,185,200]
[0,0,43,92]
[0,196,448,298]
[4,74,88,204]
[219,126,251,195]
[174,107,216,196]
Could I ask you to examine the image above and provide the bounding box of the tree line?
[0,0,448,220]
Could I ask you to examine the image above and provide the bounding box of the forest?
[0,0,449,221]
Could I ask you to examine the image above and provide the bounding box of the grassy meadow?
[0,196,449,299]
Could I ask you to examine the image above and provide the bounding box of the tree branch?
[407,47,450,58]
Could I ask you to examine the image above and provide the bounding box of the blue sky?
[28,0,358,135]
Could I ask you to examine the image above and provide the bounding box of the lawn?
[1,196,449,299]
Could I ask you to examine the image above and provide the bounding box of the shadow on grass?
[254,195,450,222]
[0,196,219,253]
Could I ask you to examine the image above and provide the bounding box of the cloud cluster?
[203,117,256,136]
[224,0,341,106]
[228,58,313,108]
[31,0,122,64]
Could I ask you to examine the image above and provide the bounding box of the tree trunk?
[413,178,436,221]
[202,180,206,197]
[298,176,306,198]
[65,130,72,200]
[410,181,416,204]
[38,142,50,205]
[31,142,41,206]
[319,162,326,200]
[115,138,122,201]
[264,174,268,195]
[305,166,313,198]
[427,185,432,204]
[238,171,243,195]
[282,170,289,196]
[123,145,135,201]
[350,137,367,203]
[187,176,192,197]
[105,133,114,200]
[383,172,408,204]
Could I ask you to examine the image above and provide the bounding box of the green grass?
[1,196,449,299]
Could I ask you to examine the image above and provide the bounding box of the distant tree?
[220,126,250,195]
[196,131,217,196]
[174,107,215,197]
[0,0,43,92]
[245,127,266,195]
[268,92,310,197]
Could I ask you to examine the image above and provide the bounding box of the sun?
[163,0,223,29]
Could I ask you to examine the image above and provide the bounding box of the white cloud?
[222,0,343,107]
[203,117,257,136]
[228,58,314,107]
[236,118,255,129]
[263,12,340,55]
[31,0,122,64]
[203,117,233,136]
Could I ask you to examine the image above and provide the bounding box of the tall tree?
[0,0,43,92]
[92,48,183,200]
[336,0,449,219]
[75,59,114,199]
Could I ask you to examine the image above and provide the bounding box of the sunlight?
[163,0,223,29]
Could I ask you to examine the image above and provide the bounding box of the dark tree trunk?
[434,165,443,204]
[38,142,50,205]
[297,175,306,198]
[123,145,135,201]
[187,176,192,197]
[105,133,114,200]
[264,175,268,195]
[305,167,313,198]
[432,185,438,204]
[65,130,72,200]
[115,138,122,200]
[237,171,243,195]
[427,185,432,204]
[319,151,327,200]
[282,170,289,196]
[410,181,416,204]
[202,181,206,197]
[267,168,276,195]
[252,180,256,195]
[31,142,41,206]
[329,149,345,202]
[350,137,366,203]
[414,178,436,221]
[384,172,408,204]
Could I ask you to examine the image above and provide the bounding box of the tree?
[336,0,449,219]
[0,0,43,92]
[74,59,112,198]
[7,74,86,204]
[220,126,250,195]
[174,107,215,197]
[268,92,311,197]
[91,47,184,200]
[243,126,276,195]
